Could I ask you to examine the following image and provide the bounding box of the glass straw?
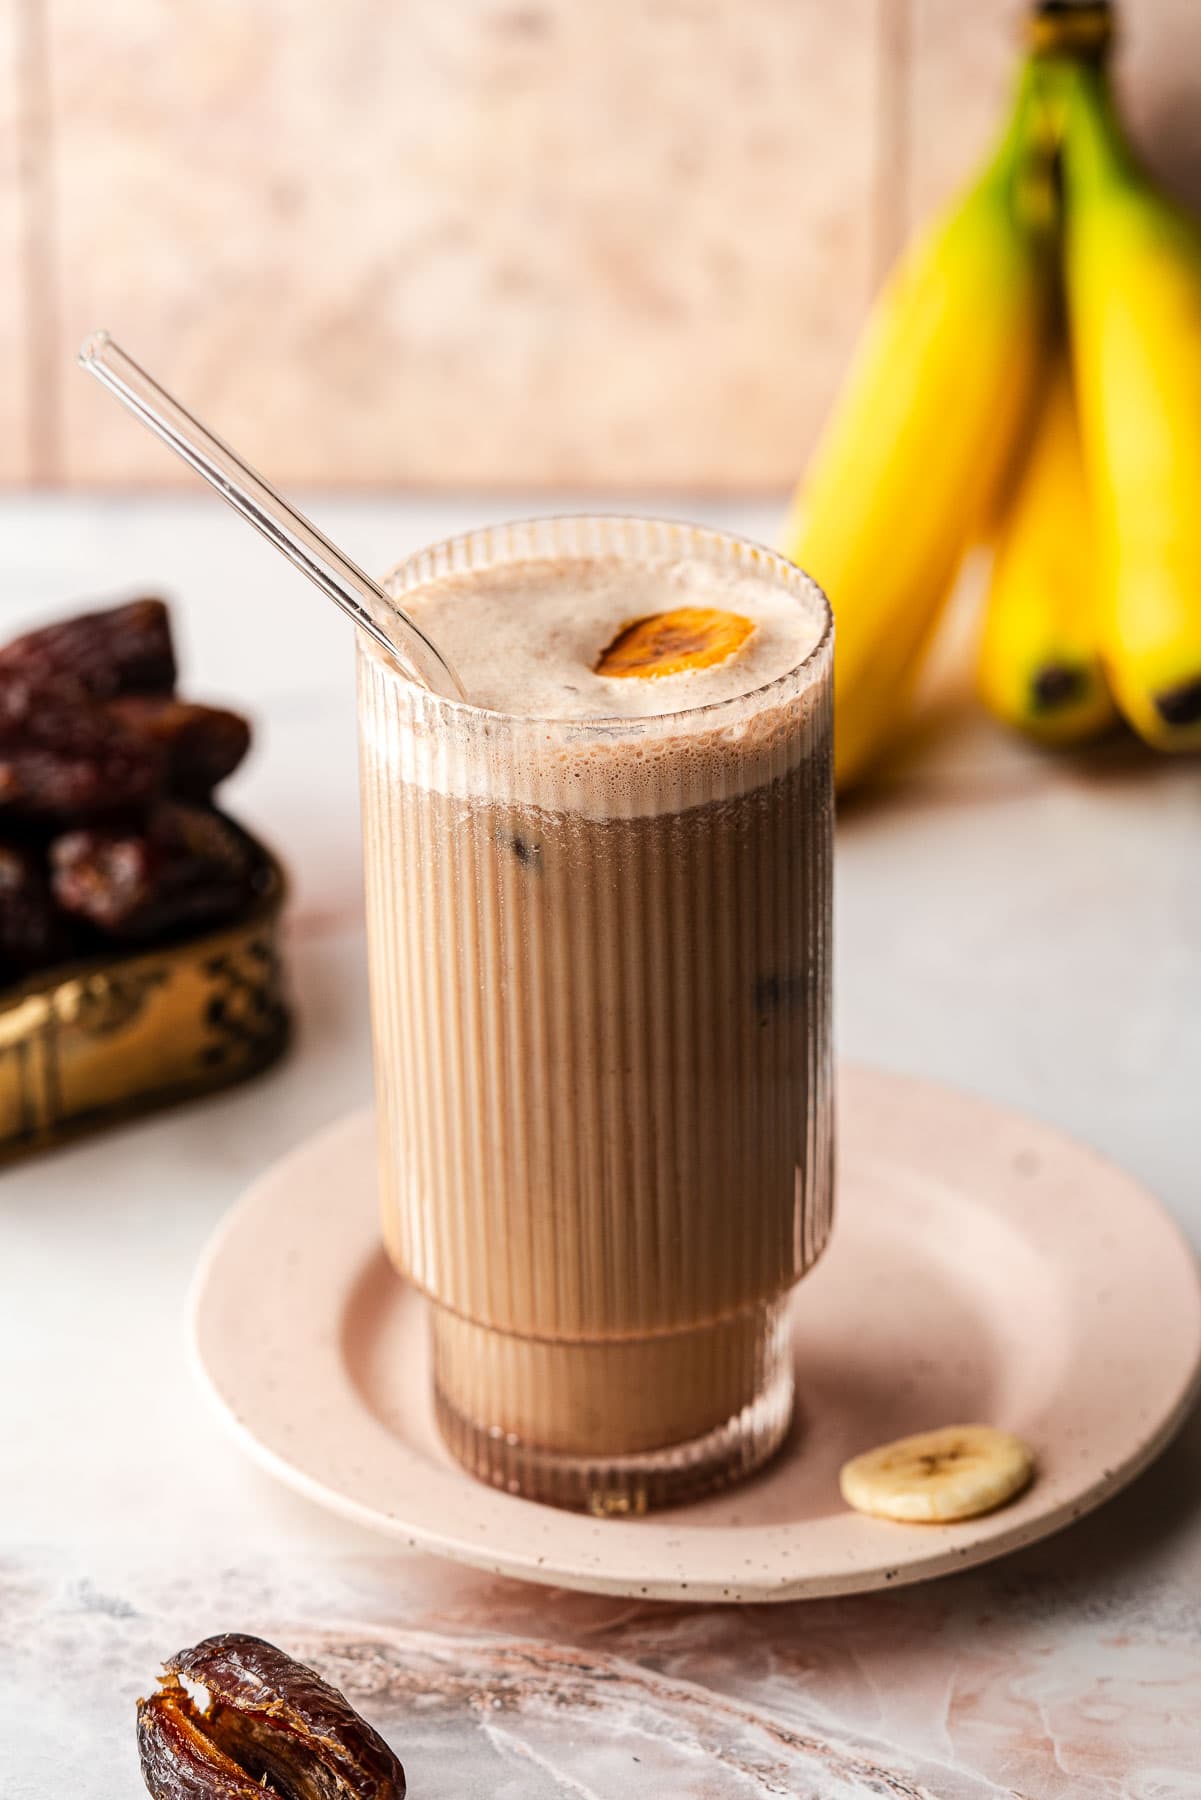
[77,332,465,700]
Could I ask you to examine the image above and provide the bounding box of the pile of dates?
[0,597,258,986]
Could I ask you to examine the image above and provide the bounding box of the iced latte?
[358,518,833,1511]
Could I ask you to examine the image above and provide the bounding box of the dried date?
[0,597,176,698]
[138,1681,265,1800]
[138,1633,406,1800]
[0,670,164,824]
[0,842,74,976]
[109,697,251,798]
[50,804,253,941]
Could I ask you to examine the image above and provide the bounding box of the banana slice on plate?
[840,1424,1034,1524]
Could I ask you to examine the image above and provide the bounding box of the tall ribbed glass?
[357,517,834,1512]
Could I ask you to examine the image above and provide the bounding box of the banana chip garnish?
[840,1424,1034,1524]
[596,607,754,680]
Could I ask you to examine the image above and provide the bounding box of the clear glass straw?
[77,332,465,700]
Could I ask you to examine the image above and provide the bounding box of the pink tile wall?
[5,0,1200,489]
[3,0,33,481]
[43,0,879,490]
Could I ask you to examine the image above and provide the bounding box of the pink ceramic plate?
[191,1066,1201,1602]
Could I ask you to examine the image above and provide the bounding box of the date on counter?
[139,1634,406,1800]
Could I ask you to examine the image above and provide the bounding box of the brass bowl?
[0,821,290,1163]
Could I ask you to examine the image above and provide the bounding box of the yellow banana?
[782,66,1055,791]
[1056,51,1201,749]
[978,349,1116,743]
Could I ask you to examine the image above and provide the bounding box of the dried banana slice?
[839,1424,1034,1524]
[596,607,754,679]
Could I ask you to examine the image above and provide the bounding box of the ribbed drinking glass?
[357,516,834,1512]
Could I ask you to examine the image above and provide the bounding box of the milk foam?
[362,550,831,817]
[404,555,823,720]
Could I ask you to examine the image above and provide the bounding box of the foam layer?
[362,549,830,817]
[403,555,823,720]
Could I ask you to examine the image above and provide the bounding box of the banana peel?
[977,346,1117,743]
[782,63,1058,792]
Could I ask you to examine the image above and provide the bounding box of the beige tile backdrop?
[5,0,1200,490]
[3,0,31,481]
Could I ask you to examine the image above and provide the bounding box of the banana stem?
[1043,54,1144,198]
[984,59,1063,239]
[1026,2,1114,62]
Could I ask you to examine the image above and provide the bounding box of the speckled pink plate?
[191,1065,1201,1602]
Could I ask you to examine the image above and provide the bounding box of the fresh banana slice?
[595,607,754,679]
[839,1424,1034,1524]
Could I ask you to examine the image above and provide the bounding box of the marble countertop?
[3,494,1200,1798]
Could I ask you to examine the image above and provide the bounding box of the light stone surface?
[3,494,1201,1795]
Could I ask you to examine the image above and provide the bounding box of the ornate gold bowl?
[0,824,289,1162]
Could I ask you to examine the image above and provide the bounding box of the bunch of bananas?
[783,1,1201,791]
